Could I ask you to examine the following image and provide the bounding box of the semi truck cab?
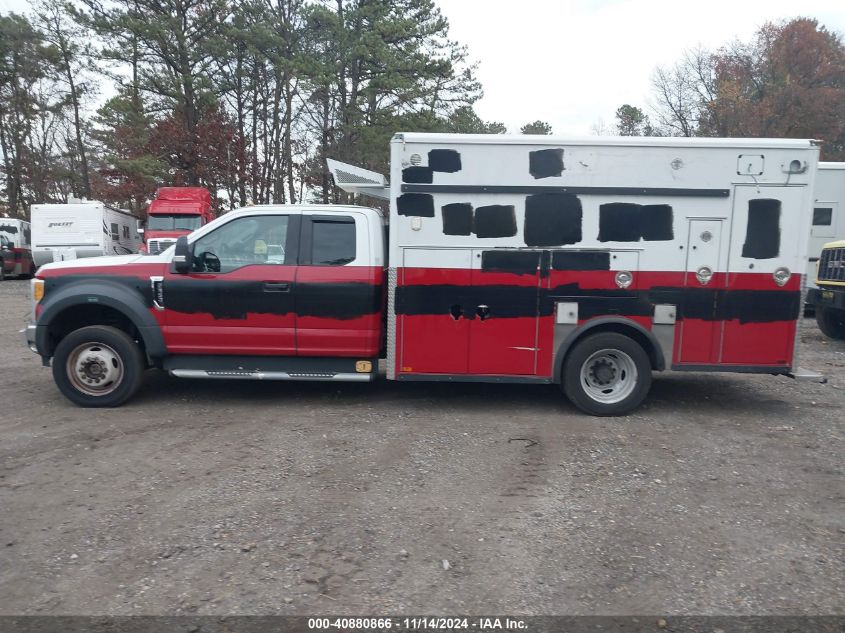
[141,187,215,254]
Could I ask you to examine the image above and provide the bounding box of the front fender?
[35,277,166,359]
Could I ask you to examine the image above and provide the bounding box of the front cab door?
[163,213,300,355]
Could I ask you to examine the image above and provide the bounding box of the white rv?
[31,201,141,268]
[808,162,845,289]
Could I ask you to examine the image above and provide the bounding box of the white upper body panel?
[388,133,820,276]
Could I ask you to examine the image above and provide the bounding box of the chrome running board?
[169,369,372,382]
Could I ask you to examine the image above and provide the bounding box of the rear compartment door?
[676,219,725,364]
[399,248,472,375]
[721,186,804,365]
[468,249,541,375]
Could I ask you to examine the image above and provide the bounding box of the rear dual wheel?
[563,332,652,416]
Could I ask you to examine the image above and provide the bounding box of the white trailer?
[808,162,845,289]
[31,201,141,268]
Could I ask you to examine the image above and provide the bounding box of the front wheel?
[562,332,652,416]
[52,326,145,407]
[816,306,845,340]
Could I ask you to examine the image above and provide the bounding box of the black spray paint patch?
[44,273,383,321]
[164,279,382,320]
[529,148,564,179]
[640,204,674,241]
[396,282,799,324]
[742,199,780,259]
[524,193,582,246]
[0,224,19,234]
[402,166,433,184]
[552,251,611,271]
[397,193,435,217]
[442,203,474,236]
[598,203,674,242]
[473,205,517,238]
[428,149,462,173]
[480,250,540,275]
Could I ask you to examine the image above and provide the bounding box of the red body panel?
[399,267,471,374]
[37,255,799,375]
[162,264,296,356]
[395,267,801,378]
[295,266,384,357]
[469,269,541,375]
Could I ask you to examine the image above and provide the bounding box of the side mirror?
[137,227,144,236]
[172,235,192,273]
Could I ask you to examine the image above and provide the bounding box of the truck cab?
[0,218,34,279]
[0,234,14,279]
[26,205,386,407]
[808,239,845,339]
[140,187,215,254]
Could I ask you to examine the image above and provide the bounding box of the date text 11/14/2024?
[307,618,528,630]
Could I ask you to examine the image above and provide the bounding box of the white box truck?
[31,201,141,268]
[807,162,845,290]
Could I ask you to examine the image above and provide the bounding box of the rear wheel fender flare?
[553,316,665,383]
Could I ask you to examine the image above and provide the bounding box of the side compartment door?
[722,186,804,365]
[295,213,383,358]
[468,249,541,375]
[676,219,724,365]
[398,248,471,375]
[162,214,299,355]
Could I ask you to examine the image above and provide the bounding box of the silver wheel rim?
[580,348,638,404]
[66,342,124,396]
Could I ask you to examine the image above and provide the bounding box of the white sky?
[441,0,845,134]
[2,0,844,135]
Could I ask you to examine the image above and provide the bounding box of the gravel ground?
[0,278,842,615]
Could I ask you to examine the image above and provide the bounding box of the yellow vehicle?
[808,239,845,339]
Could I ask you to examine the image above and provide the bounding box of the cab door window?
[308,216,356,265]
[191,215,290,273]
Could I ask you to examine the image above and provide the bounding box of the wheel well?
[46,305,143,357]
[557,321,663,381]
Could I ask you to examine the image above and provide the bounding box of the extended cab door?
[295,212,383,358]
[162,213,300,355]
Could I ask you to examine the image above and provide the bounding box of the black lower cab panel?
[162,355,376,382]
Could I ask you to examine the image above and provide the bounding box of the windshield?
[147,214,203,231]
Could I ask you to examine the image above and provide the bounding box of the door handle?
[263,281,291,292]
[476,304,490,321]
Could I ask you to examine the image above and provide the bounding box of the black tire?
[562,332,653,416]
[816,306,845,340]
[52,325,145,407]
[0,261,5,281]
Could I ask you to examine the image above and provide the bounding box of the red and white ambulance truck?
[0,217,35,279]
[23,134,819,415]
